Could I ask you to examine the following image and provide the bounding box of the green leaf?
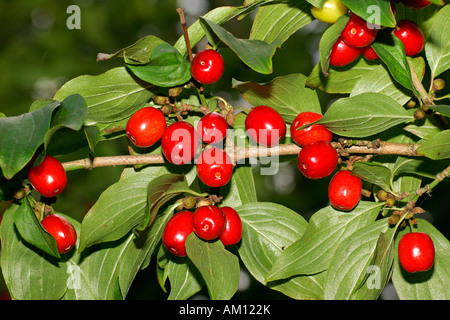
[233,73,322,123]
[221,165,258,208]
[0,100,59,179]
[138,174,205,232]
[185,233,240,300]
[425,5,450,79]
[200,17,280,74]
[427,104,450,117]
[44,94,88,150]
[340,0,396,27]
[392,219,450,300]
[54,67,155,124]
[126,43,192,87]
[319,14,350,76]
[352,162,395,194]
[249,0,313,45]
[315,92,413,137]
[166,257,203,300]
[266,201,384,281]
[351,223,396,299]
[306,58,377,94]
[97,35,166,65]
[323,218,389,300]
[371,31,419,97]
[174,3,272,57]
[416,130,450,159]
[13,198,60,259]
[236,202,325,299]
[78,172,154,252]
[0,203,75,299]
[350,57,425,106]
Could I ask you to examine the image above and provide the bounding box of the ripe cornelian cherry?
[290,112,333,147]
[330,36,363,67]
[328,170,362,211]
[398,232,435,273]
[393,20,425,56]
[191,49,224,85]
[245,105,286,147]
[162,210,194,257]
[362,45,380,61]
[219,206,242,246]
[126,107,166,148]
[41,214,77,254]
[401,0,431,9]
[28,155,67,198]
[193,205,226,241]
[297,141,338,179]
[161,121,199,165]
[341,14,378,48]
[196,147,233,188]
[197,112,228,144]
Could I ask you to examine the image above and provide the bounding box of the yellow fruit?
[311,0,348,24]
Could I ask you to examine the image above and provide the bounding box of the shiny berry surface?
[245,105,286,147]
[162,210,194,257]
[297,141,338,179]
[126,107,166,148]
[196,147,233,188]
[290,112,333,147]
[219,206,242,246]
[341,14,378,48]
[197,112,228,144]
[401,0,431,9]
[28,155,67,198]
[398,232,435,273]
[328,170,362,211]
[193,205,226,241]
[41,214,77,254]
[161,121,199,165]
[362,45,380,61]
[330,36,363,67]
[191,49,224,84]
[393,20,425,56]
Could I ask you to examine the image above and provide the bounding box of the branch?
[62,141,424,171]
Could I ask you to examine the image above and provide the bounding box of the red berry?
[126,107,166,148]
[161,121,199,165]
[401,0,431,9]
[328,170,362,211]
[393,20,425,56]
[245,105,286,147]
[398,232,435,273]
[193,205,226,241]
[362,45,380,61]
[219,206,242,246]
[341,14,378,48]
[28,156,67,198]
[290,112,333,147]
[197,112,228,144]
[196,147,233,188]
[41,214,77,254]
[162,210,194,257]
[191,49,224,85]
[297,141,338,179]
[330,36,363,67]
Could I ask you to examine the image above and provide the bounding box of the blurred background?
[0,0,448,300]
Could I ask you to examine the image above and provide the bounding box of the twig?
[177,8,193,62]
[62,141,425,171]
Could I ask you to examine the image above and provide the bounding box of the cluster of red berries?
[27,155,77,254]
[330,2,425,67]
[162,205,242,257]
[291,112,362,211]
